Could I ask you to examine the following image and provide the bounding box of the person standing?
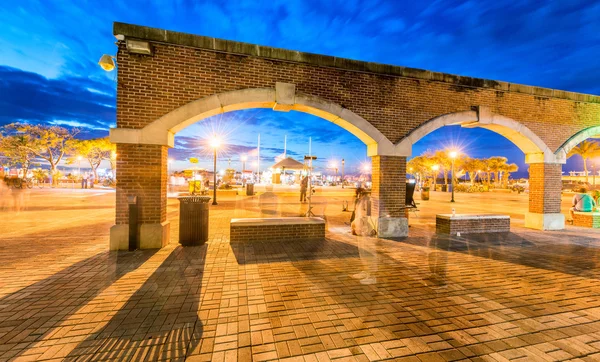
[300,175,308,203]
[81,173,88,189]
[89,173,95,188]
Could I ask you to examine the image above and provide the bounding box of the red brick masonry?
[230,217,325,243]
[436,214,510,235]
[573,212,600,228]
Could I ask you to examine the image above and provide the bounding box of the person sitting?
[568,187,596,223]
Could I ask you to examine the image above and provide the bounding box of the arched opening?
[556,126,600,187]
[110,86,407,250]
[111,87,395,157]
[398,109,565,231]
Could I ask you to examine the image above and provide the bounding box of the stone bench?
[230,217,325,243]
[436,214,510,235]
[573,212,600,228]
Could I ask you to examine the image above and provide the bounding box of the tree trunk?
[583,157,589,183]
[468,172,475,185]
[50,164,58,186]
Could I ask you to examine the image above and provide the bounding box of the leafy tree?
[70,138,114,180]
[432,150,452,186]
[567,140,600,183]
[0,133,36,177]
[3,123,78,184]
[485,156,508,185]
[461,157,486,184]
[499,163,519,187]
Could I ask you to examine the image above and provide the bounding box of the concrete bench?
[230,217,325,243]
[436,214,510,235]
[573,212,600,228]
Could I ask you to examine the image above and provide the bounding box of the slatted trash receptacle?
[246,183,254,196]
[178,196,211,245]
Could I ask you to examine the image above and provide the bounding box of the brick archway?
[110,85,397,157]
[109,22,600,250]
[555,125,600,160]
[395,107,559,163]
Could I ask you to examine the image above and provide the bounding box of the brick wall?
[114,27,600,229]
[115,144,167,224]
[528,163,562,214]
[371,156,406,218]
[116,42,600,151]
[573,213,600,228]
[436,216,510,234]
[230,223,325,243]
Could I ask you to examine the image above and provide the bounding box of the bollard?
[128,196,139,251]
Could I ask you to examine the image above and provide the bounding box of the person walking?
[300,175,308,203]
[568,187,596,223]
[89,173,95,188]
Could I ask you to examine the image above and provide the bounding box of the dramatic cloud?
[1,1,598,175]
[0,66,115,138]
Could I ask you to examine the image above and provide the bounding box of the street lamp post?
[241,155,247,173]
[341,159,345,188]
[210,135,221,205]
[449,151,458,202]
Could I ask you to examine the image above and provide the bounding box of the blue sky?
[1,0,599,175]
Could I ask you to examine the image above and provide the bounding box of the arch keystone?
[273,82,296,112]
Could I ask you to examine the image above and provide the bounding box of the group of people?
[80,173,95,189]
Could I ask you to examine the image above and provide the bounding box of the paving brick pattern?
[1,190,600,361]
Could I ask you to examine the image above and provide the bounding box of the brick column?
[370,155,408,237]
[524,163,564,230]
[110,144,170,250]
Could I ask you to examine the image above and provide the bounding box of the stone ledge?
[231,217,325,226]
[114,22,600,104]
[436,214,510,220]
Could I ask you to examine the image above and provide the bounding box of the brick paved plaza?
[1,188,600,361]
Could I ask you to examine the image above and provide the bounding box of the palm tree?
[567,140,600,183]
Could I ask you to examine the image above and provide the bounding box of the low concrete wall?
[573,212,600,228]
[436,214,510,235]
[230,217,325,243]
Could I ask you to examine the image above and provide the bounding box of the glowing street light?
[449,150,458,203]
[330,161,338,185]
[210,135,221,205]
[241,154,248,173]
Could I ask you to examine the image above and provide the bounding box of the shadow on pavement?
[393,230,600,279]
[0,249,157,360]
[63,245,207,361]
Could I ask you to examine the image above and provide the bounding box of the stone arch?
[554,125,600,161]
[394,107,560,164]
[110,86,396,156]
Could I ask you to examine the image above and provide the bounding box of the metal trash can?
[246,183,254,196]
[178,196,211,245]
[421,187,430,201]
